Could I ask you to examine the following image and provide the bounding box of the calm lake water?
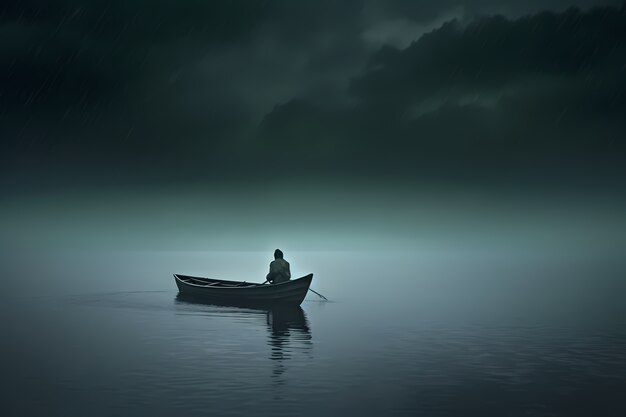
[1,249,625,417]
[2,186,626,416]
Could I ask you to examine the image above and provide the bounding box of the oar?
[308,288,328,301]
[263,278,328,300]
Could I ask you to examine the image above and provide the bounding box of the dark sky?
[1,0,625,189]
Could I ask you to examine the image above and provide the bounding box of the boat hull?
[174,273,313,306]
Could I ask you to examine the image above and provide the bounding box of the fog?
[5,181,625,251]
[2,181,625,329]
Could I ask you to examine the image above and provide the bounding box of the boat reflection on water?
[265,305,312,385]
[174,294,312,387]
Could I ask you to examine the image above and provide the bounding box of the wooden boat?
[173,273,313,306]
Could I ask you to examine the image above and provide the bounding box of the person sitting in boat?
[266,249,291,284]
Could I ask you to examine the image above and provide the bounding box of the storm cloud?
[259,4,626,180]
[1,1,625,186]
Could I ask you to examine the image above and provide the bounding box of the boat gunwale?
[174,273,313,290]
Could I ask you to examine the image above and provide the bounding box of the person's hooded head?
[274,249,284,259]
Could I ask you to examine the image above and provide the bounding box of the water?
[2,186,625,416]
[1,249,625,417]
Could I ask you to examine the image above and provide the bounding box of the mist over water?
[2,181,625,416]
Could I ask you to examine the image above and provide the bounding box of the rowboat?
[173,273,314,306]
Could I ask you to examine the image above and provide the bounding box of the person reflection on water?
[266,249,291,284]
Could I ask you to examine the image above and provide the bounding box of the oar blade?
[308,288,328,301]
